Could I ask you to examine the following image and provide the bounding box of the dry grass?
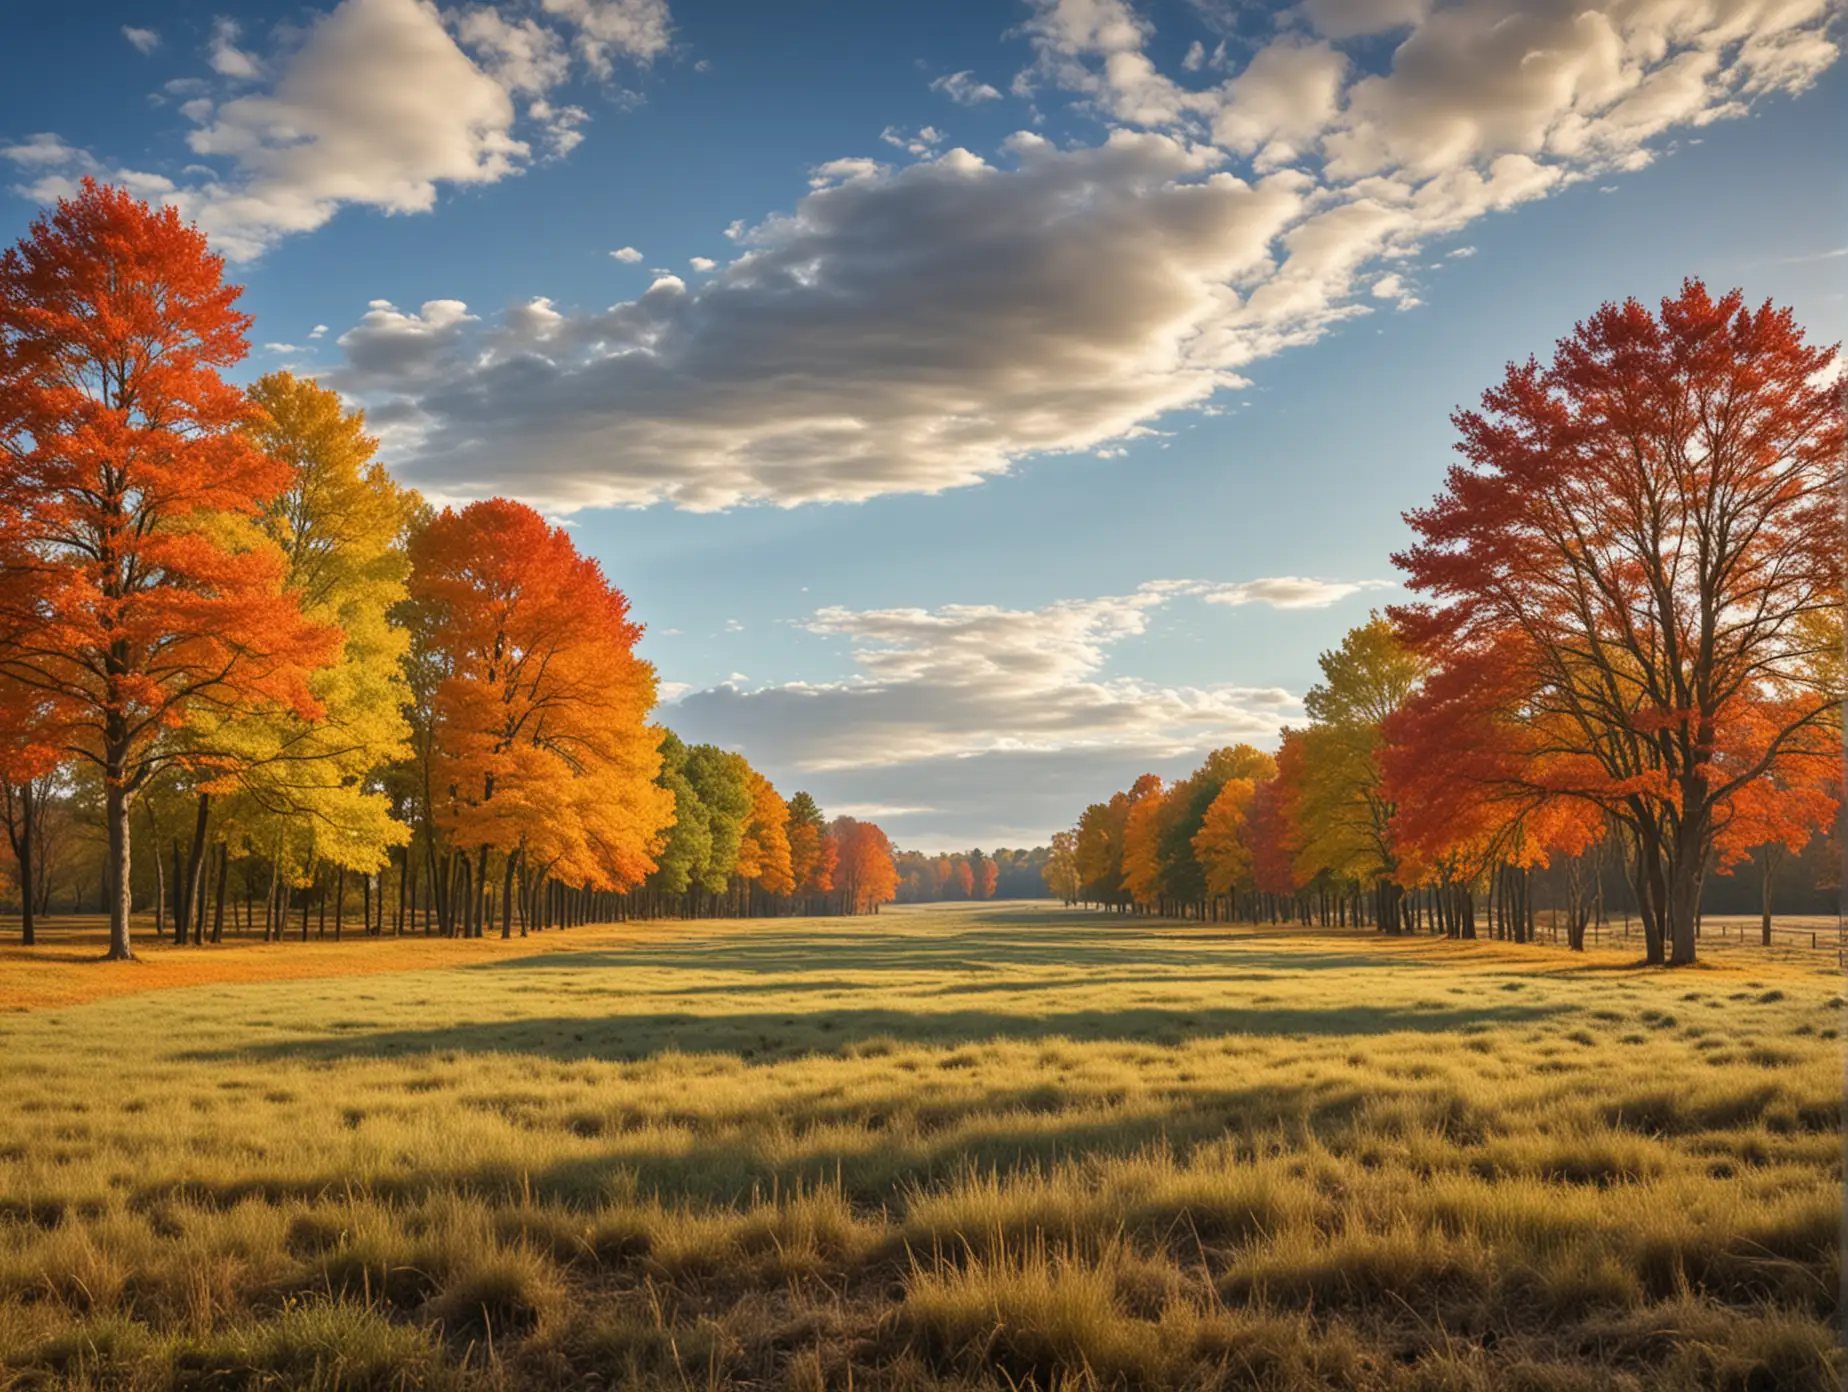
[0,903,1840,1390]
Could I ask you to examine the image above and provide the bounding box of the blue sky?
[4,0,1843,849]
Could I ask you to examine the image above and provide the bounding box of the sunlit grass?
[0,904,1840,1389]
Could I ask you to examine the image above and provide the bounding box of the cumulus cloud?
[609,244,644,262]
[312,0,1833,513]
[331,133,1304,510]
[7,0,675,260]
[931,69,1003,104]
[670,583,1302,773]
[122,26,161,55]
[689,255,717,271]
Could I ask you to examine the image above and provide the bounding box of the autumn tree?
[1292,618,1425,931]
[173,372,417,943]
[832,816,898,913]
[1190,746,1278,912]
[786,790,837,903]
[1043,829,1080,904]
[409,498,668,937]
[1075,773,1162,909]
[737,768,794,899]
[0,181,336,958]
[1394,282,1845,965]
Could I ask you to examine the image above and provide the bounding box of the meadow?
[0,903,1841,1391]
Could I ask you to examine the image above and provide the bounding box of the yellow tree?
[180,373,418,940]
[1043,829,1081,904]
[737,768,795,899]
[1292,617,1425,932]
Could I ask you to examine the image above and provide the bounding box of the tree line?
[892,846,1055,903]
[1051,281,1845,967]
[0,181,900,959]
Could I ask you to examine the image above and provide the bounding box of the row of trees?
[1058,282,1845,967]
[893,846,1054,903]
[0,181,898,958]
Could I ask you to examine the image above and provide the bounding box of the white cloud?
[122,26,161,56]
[1446,244,1475,257]
[453,7,570,93]
[309,323,329,338]
[11,0,677,261]
[610,244,644,262]
[208,17,264,80]
[1369,272,1419,307]
[688,255,716,271]
[307,0,1834,513]
[1182,40,1206,72]
[809,156,885,188]
[1192,576,1395,609]
[880,124,944,156]
[540,0,673,76]
[332,133,1302,511]
[931,69,1003,105]
[0,134,90,169]
[670,583,1300,773]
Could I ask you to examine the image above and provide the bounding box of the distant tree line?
[893,846,1054,903]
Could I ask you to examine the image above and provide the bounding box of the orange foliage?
[0,180,338,957]
[408,499,670,892]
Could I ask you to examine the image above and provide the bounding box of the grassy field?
[0,904,1841,1391]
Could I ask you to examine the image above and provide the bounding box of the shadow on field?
[129,1074,1390,1211]
[466,925,1405,980]
[184,998,1566,1065]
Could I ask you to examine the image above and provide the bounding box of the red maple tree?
[1392,281,1844,965]
[0,181,337,959]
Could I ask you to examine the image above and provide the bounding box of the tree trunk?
[334,866,346,941]
[103,772,134,961]
[501,848,520,939]
[211,842,229,943]
[182,793,211,947]
[1633,832,1667,966]
[1759,846,1776,947]
[15,782,35,947]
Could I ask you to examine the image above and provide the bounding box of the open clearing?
[0,903,1841,1390]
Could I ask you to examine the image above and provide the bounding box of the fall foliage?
[0,183,902,950]
[1054,283,1844,964]
[0,181,337,959]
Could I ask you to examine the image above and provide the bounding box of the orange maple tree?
[408,498,670,937]
[0,181,337,959]
[831,816,899,913]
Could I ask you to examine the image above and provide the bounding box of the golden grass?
[0,913,802,1013]
[0,903,1840,1390]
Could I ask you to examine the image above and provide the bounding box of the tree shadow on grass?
[130,1073,1387,1212]
[468,929,1411,980]
[182,998,1567,1066]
